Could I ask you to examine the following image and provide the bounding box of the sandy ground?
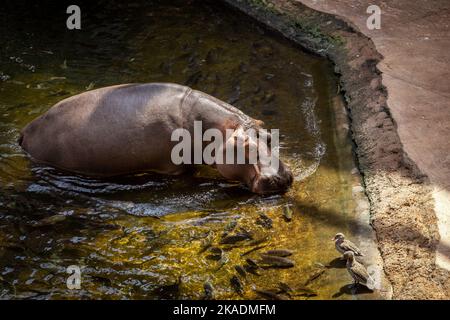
[224,0,450,299]
[297,0,450,274]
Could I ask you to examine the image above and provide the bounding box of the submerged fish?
[220,232,252,245]
[244,264,260,276]
[254,289,287,300]
[259,254,294,268]
[203,282,215,300]
[283,205,293,221]
[245,258,259,268]
[278,282,293,293]
[278,282,317,297]
[215,254,229,271]
[244,259,260,276]
[264,249,293,257]
[206,247,223,261]
[303,268,326,286]
[33,215,66,227]
[198,232,213,253]
[291,287,318,297]
[238,227,253,238]
[224,220,237,232]
[234,265,247,278]
[230,275,244,295]
[241,244,267,257]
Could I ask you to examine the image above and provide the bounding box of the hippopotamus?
[19,83,293,194]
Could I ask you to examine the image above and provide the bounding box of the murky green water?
[0,0,377,299]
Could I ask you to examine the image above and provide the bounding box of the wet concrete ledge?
[223,0,450,299]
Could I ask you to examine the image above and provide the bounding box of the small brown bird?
[332,233,364,258]
[344,251,375,290]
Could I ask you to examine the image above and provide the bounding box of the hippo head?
[250,157,293,194]
[215,125,293,194]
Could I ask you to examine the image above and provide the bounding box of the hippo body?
[20,83,293,194]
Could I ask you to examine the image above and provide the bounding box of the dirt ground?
[224,0,450,299]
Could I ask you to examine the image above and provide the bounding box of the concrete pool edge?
[222,0,449,299]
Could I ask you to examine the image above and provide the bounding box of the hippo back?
[20,83,190,176]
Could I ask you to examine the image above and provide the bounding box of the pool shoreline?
[223,0,449,299]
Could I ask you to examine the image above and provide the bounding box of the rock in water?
[245,258,259,268]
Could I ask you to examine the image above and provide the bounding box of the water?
[0,0,377,299]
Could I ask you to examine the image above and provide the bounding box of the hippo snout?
[251,166,293,194]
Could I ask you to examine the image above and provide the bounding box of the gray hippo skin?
[20,83,293,194]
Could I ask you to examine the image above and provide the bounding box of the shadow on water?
[327,258,346,269]
[332,284,374,298]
